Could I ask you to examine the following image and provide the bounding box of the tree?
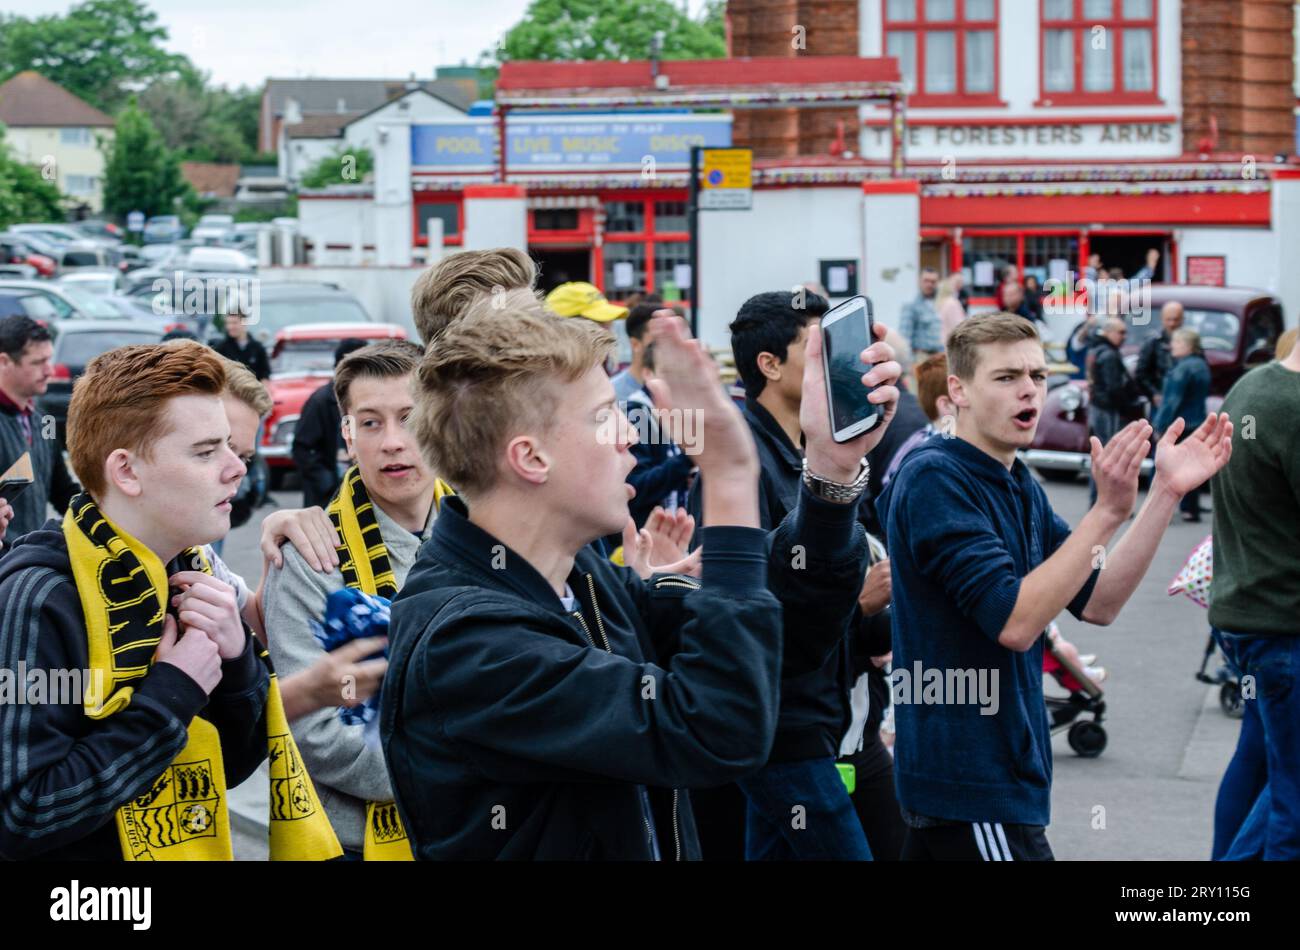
[100,100,190,219]
[0,0,190,115]
[0,127,65,228]
[299,147,375,189]
[137,77,257,164]
[490,0,726,64]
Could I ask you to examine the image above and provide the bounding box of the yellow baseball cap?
[544,282,629,323]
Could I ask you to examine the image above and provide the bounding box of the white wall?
[345,91,464,152]
[298,195,375,266]
[1176,228,1282,297]
[698,187,862,349]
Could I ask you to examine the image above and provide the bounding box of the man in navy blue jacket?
[382,305,900,860]
[878,313,1233,860]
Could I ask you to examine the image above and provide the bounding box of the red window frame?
[1037,0,1161,106]
[411,192,464,248]
[596,191,690,301]
[883,0,1003,107]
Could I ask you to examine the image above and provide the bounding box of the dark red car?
[1023,285,1286,481]
[260,322,407,488]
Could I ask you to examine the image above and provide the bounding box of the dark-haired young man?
[0,315,79,544]
[691,289,897,861]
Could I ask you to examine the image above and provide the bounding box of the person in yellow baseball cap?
[545,282,629,323]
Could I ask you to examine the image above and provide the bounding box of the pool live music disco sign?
[861,119,1180,161]
[411,115,732,172]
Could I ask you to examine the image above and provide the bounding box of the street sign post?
[688,146,754,334]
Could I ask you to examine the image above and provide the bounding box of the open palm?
[1154,413,1233,494]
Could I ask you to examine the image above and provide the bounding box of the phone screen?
[822,297,879,438]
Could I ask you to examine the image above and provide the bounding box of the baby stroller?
[1044,624,1108,758]
[1195,633,1244,719]
[1167,534,1242,718]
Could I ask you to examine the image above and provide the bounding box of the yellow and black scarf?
[326,467,453,860]
[64,494,342,861]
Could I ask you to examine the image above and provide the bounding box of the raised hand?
[1089,419,1152,519]
[1153,413,1233,496]
[622,514,702,579]
[644,312,757,478]
[800,322,902,482]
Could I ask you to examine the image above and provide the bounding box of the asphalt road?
[224,474,1238,861]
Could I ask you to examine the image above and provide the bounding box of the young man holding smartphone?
[691,290,901,861]
[381,306,898,860]
[878,313,1232,860]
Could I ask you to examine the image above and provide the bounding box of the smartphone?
[820,295,881,443]
[0,477,31,502]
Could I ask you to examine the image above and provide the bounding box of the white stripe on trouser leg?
[972,823,993,861]
[982,823,1003,861]
[993,823,1013,861]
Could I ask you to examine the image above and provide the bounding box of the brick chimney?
[727,0,862,158]
[1182,0,1296,157]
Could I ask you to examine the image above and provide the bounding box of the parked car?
[143,215,185,244]
[246,282,377,345]
[70,220,124,244]
[0,279,124,322]
[186,245,255,272]
[10,222,114,247]
[36,319,165,445]
[0,234,56,279]
[1022,285,1286,481]
[57,241,121,273]
[57,269,123,296]
[192,213,235,245]
[260,321,407,487]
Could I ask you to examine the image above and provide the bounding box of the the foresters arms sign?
[863,121,1178,155]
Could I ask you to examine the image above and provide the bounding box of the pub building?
[297,0,1300,347]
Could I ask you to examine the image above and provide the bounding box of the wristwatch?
[801,457,870,504]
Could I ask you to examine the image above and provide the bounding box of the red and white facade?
[297,0,1300,346]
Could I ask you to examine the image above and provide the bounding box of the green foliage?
[100,99,191,219]
[137,77,260,164]
[299,147,375,189]
[0,0,190,115]
[0,128,66,228]
[490,0,726,63]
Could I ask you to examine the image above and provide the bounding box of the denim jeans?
[1210,628,1268,860]
[737,756,873,861]
[1215,630,1300,861]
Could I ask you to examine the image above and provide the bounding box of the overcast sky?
[5,0,542,89]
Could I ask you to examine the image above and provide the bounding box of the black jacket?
[0,397,79,544]
[0,522,269,860]
[381,490,865,860]
[1088,338,1142,413]
[1135,330,1172,402]
[213,335,271,381]
[292,380,343,508]
[690,398,873,763]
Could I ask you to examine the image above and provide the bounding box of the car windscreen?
[62,287,123,319]
[254,298,370,340]
[272,339,346,376]
[0,292,58,321]
[1123,308,1240,353]
[57,330,163,371]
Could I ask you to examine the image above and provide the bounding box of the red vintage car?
[260,322,408,488]
[1022,285,1286,482]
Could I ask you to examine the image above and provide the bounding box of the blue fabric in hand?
[309,587,391,726]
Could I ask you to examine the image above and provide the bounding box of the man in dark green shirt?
[1209,345,1300,861]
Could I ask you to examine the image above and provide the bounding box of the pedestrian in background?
[937,274,966,347]
[899,268,943,361]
